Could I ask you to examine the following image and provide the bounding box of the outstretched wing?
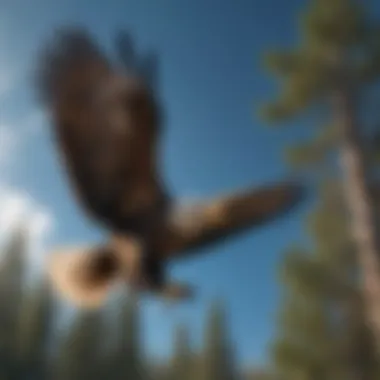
[156,181,304,259]
[36,28,163,229]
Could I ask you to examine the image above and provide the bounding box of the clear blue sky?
[3,0,378,368]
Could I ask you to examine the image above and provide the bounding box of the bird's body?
[37,28,305,308]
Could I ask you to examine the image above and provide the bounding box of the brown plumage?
[37,28,305,308]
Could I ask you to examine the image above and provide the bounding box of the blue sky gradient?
[3,0,378,368]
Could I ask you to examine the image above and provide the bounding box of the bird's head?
[46,244,120,308]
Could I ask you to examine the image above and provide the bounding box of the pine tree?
[53,309,107,380]
[198,300,237,380]
[244,369,276,380]
[259,0,380,353]
[16,277,54,380]
[271,180,379,380]
[0,227,28,378]
[168,323,194,380]
[110,294,147,380]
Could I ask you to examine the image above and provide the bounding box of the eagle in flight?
[36,28,305,308]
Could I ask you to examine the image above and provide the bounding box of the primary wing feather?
[37,28,164,232]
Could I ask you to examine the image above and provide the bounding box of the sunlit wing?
[157,181,305,259]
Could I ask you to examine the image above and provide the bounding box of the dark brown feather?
[154,181,304,260]
[37,28,166,233]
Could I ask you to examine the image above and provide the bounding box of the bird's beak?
[46,245,119,309]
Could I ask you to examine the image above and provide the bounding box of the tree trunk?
[333,88,380,359]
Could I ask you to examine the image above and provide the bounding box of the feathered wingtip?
[115,30,136,70]
[115,29,160,92]
[46,245,120,309]
[35,26,108,105]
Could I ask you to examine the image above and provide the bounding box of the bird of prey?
[36,28,305,308]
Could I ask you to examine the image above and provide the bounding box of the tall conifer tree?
[260,0,380,353]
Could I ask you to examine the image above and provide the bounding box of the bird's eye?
[91,248,118,276]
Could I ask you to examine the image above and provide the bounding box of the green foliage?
[167,324,194,380]
[110,294,147,380]
[0,228,27,377]
[54,309,106,380]
[270,118,379,379]
[244,370,276,380]
[262,4,380,376]
[285,125,338,169]
[0,227,245,380]
[16,278,53,379]
[271,179,379,379]
[260,0,380,123]
[301,0,367,49]
[261,49,332,122]
[198,300,238,380]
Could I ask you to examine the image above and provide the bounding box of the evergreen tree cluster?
[259,0,380,378]
[0,227,253,380]
[271,180,380,380]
